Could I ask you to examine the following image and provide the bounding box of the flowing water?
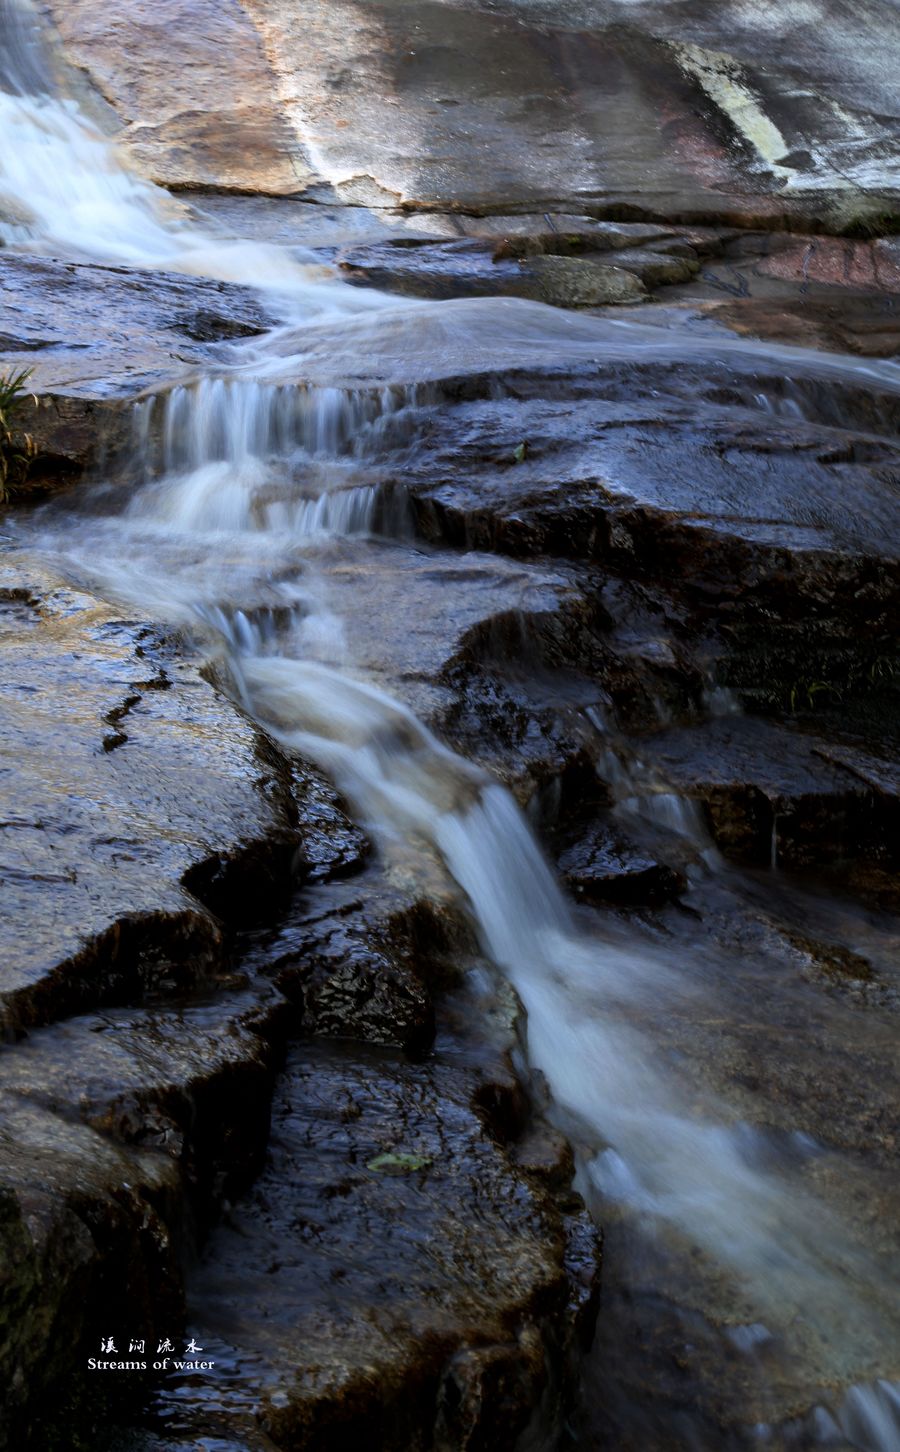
[2,5,899,1447]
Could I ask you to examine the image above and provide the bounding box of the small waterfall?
[7,2,900,1438]
[753,386,809,421]
[231,643,900,1445]
[125,379,423,538]
[0,0,395,313]
[263,486,381,538]
[146,378,422,475]
[618,787,711,843]
[703,683,742,717]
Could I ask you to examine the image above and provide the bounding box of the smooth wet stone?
[339,238,650,306]
[778,929,899,1013]
[637,715,898,869]
[0,253,272,485]
[590,247,700,288]
[525,254,649,307]
[0,556,298,1033]
[489,222,721,259]
[0,253,270,395]
[0,984,294,1450]
[186,198,721,252]
[45,0,900,228]
[264,876,439,1057]
[286,537,582,727]
[0,1098,183,1450]
[394,371,900,633]
[290,762,370,883]
[281,535,613,802]
[146,1037,601,1451]
[665,232,900,358]
[558,822,686,906]
[338,239,538,301]
[336,230,703,306]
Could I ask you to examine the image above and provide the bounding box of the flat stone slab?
[290,537,580,722]
[392,373,900,624]
[633,715,898,868]
[0,252,270,397]
[558,821,686,905]
[337,237,659,305]
[148,1037,599,1451]
[0,553,297,1032]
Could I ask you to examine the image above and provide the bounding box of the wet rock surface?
[557,822,686,906]
[393,370,900,584]
[338,237,654,306]
[0,253,270,394]
[139,1032,599,1452]
[0,553,298,1034]
[39,0,900,228]
[634,715,900,871]
[262,874,441,1057]
[0,548,303,1441]
[336,224,716,307]
[0,253,272,487]
[4,12,900,1444]
[0,895,291,1447]
[6,247,900,1444]
[0,548,603,1449]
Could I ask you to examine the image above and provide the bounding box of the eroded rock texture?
[39,0,900,228]
[2,2,900,1447]
[0,556,600,1451]
[0,558,298,1033]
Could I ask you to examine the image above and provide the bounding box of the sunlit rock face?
[41,0,900,226]
[41,0,307,194]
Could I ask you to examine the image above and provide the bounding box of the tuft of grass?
[0,367,37,502]
[788,678,843,714]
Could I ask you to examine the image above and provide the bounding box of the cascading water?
[3,7,900,1447]
[55,418,899,1444]
[0,0,395,312]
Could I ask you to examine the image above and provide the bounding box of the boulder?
[525,255,648,307]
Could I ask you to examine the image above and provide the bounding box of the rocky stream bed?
[2,2,900,1450]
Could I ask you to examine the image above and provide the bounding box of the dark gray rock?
[0,986,287,1451]
[266,879,438,1057]
[391,362,900,639]
[558,823,686,905]
[339,239,650,306]
[145,1037,601,1452]
[637,715,900,870]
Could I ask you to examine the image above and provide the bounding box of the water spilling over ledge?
[1,2,900,1449]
